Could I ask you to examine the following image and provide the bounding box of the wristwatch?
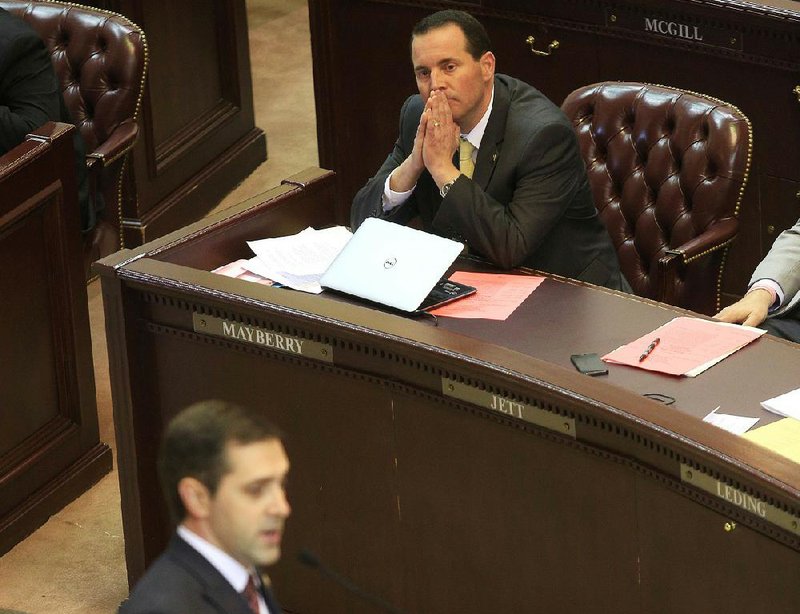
[439,178,456,198]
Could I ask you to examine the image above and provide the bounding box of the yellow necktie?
[459,137,475,179]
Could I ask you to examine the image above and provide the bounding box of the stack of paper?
[761,388,800,421]
[241,226,353,293]
[602,317,765,376]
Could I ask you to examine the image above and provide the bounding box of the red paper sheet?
[429,271,545,320]
[602,317,764,376]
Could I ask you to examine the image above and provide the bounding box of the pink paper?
[212,259,274,286]
[602,317,764,376]
[429,271,545,320]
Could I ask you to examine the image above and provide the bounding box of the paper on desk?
[243,257,322,293]
[761,387,800,421]
[703,407,759,435]
[742,418,800,464]
[212,259,276,285]
[246,226,352,293]
[602,317,765,376]
[428,271,546,319]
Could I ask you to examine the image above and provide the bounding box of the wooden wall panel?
[0,123,112,554]
[88,0,266,246]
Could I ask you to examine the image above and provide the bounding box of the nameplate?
[442,378,575,438]
[606,9,740,51]
[680,464,800,537]
[193,314,333,363]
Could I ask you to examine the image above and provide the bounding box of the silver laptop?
[320,218,473,312]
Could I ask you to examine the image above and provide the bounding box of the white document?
[246,226,353,293]
[703,407,760,435]
[761,387,800,421]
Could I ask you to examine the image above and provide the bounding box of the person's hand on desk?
[714,287,773,327]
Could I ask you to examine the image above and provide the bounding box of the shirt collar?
[462,83,495,150]
[178,525,253,593]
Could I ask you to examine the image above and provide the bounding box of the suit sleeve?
[432,120,584,269]
[350,96,421,230]
[751,218,800,312]
[0,32,61,155]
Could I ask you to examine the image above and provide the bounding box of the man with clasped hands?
[350,9,629,291]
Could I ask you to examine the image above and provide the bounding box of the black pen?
[639,337,660,362]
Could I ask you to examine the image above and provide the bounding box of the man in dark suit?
[119,400,290,614]
[351,10,628,290]
[0,7,92,232]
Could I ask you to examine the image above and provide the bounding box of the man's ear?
[480,51,496,82]
[178,477,212,519]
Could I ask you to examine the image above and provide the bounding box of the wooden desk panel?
[99,169,799,612]
[439,274,800,422]
[0,123,112,555]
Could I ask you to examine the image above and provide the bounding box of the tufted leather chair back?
[562,82,751,315]
[0,0,146,257]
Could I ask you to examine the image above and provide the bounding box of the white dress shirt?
[749,278,783,312]
[178,525,271,614]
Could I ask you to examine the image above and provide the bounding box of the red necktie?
[243,575,259,613]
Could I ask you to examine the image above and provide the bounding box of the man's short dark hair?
[411,10,492,60]
[158,399,283,523]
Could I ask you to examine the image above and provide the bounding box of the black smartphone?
[570,353,608,376]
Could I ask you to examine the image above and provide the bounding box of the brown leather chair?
[0,0,147,271]
[561,82,751,315]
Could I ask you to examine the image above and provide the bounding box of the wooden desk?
[98,168,799,613]
[0,123,112,555]
[310,0,800,308]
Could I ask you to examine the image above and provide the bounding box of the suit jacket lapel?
[472,76,510,190]
[260,583,282,613]
[171,534,256,614]
[257,571,283,613]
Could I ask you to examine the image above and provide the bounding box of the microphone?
[298,549,408,614]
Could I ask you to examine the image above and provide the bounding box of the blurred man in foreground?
[119,400,291,614]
